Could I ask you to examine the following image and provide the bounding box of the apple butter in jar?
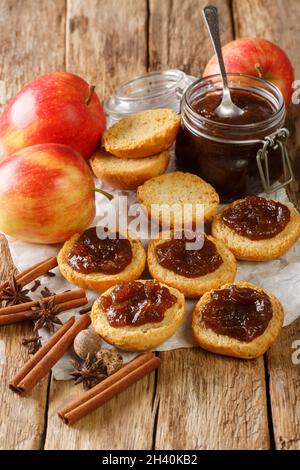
[175,74,293,201]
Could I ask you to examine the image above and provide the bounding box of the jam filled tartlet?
[212,196,300,260]
[147,231,237,298]
[58,227,146,292]
[192,282,283,359]
[92,280,185,351]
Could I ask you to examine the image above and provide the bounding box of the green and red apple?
[0,144,95,244]
[203,38,295,105]
[0,72,106,160]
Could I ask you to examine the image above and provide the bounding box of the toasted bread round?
[212,198,300,261]
[91,280,185,351]
[58,231,146,292]
[147,232,237,298]
[137,171,219,228]
[103,109,181,158]
[90,148,170,190]
[192,282,283,359]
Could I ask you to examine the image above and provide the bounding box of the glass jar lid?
[104,69,195,123]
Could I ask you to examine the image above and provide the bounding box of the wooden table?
[0,0,300,450]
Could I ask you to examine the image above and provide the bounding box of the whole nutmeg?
[73,329,102,360]
[96,349,123,375]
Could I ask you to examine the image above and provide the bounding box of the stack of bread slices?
[91,108,181,189]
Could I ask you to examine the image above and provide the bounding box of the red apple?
[0,72,106,160]
[203,38,295,105]
[0,143,95,244]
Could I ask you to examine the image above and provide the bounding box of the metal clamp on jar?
[257,128,293,193]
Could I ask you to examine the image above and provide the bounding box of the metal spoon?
[203,5,244,118]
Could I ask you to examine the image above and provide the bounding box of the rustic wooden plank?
[154,350,269,450]
[149,0,270,450]
[0,234,50,450]
[0,234,49,450]
[44,0,156,450]
[0,0,66,449]
[267,319,300,450]
[148,0,233,76]
[45,374,157,450]
[0,0,66,107]
[66,0,148,98]
[234,0,300,450]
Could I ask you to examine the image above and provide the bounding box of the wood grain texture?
[66,0,148,99]
[0,236,49,450]
[0,0,65,108]
[233,0,300,76]
[267,319,300,450]
[154,349,269,450]
[148,0,233,75]
[0,0,66,449]
[45,374,156,450]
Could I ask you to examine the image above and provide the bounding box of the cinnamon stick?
[0,311,33,326]
[10,314,91,395]
[17,257,57,286]
[55,297,88,313]
[0,257,58,292]
[0,296,88,326]
[15,257,53,280]
[58,352,160,425]
[0,288,86,315]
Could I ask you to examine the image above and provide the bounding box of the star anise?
[31,298,62,333]
[0,275,32,307]
[21,332,42,355]
[70,353,108,390]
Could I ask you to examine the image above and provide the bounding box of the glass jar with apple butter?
[175,74,293,202]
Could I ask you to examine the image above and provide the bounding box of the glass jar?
[104,69,195,125]
[175,74,293,202]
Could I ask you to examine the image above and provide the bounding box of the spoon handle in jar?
[202,5,229,91]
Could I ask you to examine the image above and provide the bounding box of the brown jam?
[176,88,284,202]
[155,233,223,278]
[222,196,290,240]
[202,285,273,342]
[100,281,177,327]
[195,89,275,125]
[67,227,132,275]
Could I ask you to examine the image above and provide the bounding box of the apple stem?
[85,85,96,105]
[93,188,114,201]
[255,63,263,78]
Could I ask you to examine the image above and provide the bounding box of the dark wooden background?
[0,0,299,450]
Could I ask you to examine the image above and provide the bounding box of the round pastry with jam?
[212,196,300,261]
[58,227,146,292]
[91,280,185,351]
[147,231,237,298]
[192,282,283,359]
